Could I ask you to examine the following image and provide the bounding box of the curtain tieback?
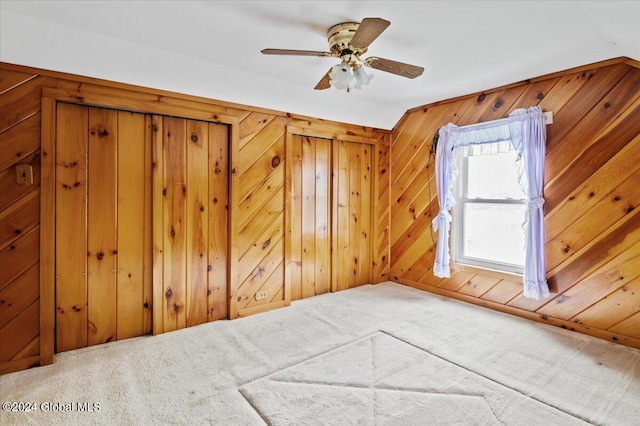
[432,209,451,231]
[527,197,545,209]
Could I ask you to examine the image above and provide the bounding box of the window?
[432,106,549,299]
[451,150,526,275]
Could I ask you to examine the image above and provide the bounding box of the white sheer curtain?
[432,106,550,300]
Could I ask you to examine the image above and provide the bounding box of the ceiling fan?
[262,18,424,91]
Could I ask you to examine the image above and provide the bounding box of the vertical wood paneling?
[289,135,303,301]
[207,123,229,321]
[301,137,317,299]
[55,103,88,352]
[117,111,149,340]
[390,60,640,347]
[186,120,209,327]
[87,107,118,346]
[162,117,187,332]
[314,139,331,295]
[153,116,229,332]
[335,140,350,292]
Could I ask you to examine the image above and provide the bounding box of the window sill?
[451,262,523,284]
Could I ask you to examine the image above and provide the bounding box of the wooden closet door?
[288,135,331,300]
[332,140,373,291]
[55,103,152,352]
[152,116,228,334]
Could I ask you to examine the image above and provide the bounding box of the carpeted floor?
[1,282,639,425]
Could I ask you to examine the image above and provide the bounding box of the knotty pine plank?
[238,183,284,256]
[571,275,640,330]
[237,236,284,307]
[142,116,153,333]
[116,111,148,340]
[479,279,524,305]
[314,138,331,295]
[510,207,640,312]
[474,86,528,123]
[162,116,187,332]
[0,112,40,173]
[546,167,640,271]
[349,142,362,287]
[360,143,373,285]
[87,107,118,346]
[0,262,39,329]
[237,116,286,176]
[55,103,89,352]
[0,299,39,361]
[0,68,37,95]
[0,77,55,133]
[244,263,284,309]
[537,242,640,320]
[545,69,640,186]
[390,105,446,184]
[0,152,41,210]
[609,311,640,338]
[238,211,284,285]
[545,134,640,239]
[151,116,165,335]
[288,135,303,301]
[545,102,640,212]
[507,77,562,112]
[300,137,317,299]
[335,140,351,292]
[207,123,229,321]
[186,119,209,327]
[0,187,39,252]
[458,275,502,298]
[544,63,630,153]
[238,162,284,231]
[239,111,277,149]
[238,134,285,201]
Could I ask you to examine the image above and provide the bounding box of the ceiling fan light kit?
[262,17,424,92]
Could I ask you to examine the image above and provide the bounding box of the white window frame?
[451,154,526,275]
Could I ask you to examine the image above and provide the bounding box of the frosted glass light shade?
[329,62,354,90]
[352,65,373,89]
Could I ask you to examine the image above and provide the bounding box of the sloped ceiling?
[1,1,638,130]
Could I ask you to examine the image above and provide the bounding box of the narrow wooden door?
[332,140,373,291]
[288,135,332,300]
[55,103,152,352]
[152,116,228,334]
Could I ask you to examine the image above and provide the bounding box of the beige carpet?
[1,282,639,425]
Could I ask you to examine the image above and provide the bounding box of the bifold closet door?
[289,135,331,300]
[332,140,373,290]
[55,103,152,353]
[152,116,228,334]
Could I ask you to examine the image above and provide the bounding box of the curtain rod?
[458,111,553,130]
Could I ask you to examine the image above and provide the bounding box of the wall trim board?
[40,89,240,365]
[395,277,640,350]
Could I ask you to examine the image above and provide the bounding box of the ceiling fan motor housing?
[327,22,367,62]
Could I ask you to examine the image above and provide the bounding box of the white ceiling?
[1,1,639,130]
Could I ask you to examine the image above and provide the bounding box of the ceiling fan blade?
[262,48,332,57]
[314,69,332,90]
[366,57,424,79]
[350,18,391,49]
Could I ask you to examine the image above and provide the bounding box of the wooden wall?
[0,62,389,374]
[390,57,640,348]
